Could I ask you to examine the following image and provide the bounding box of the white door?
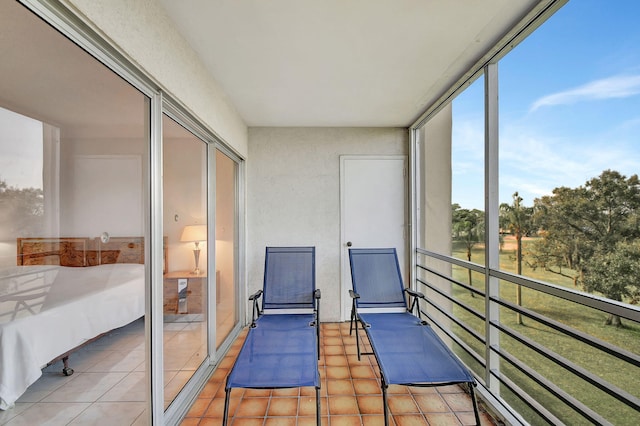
[340,155,408,320]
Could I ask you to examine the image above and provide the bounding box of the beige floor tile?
[267,397,298,416]
[234,397,269,417]
[327,379,354,396]
[68,401,145,425]
[357,395,385,415]
[424,412,462,425]
[5,402,90,425]
[328,395,360,415]
[394,414,430,426]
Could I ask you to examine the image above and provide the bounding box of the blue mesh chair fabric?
[263,247,316,310]
[225,314,319,388]
[223,247,320,426]
[349,248,407,308]
[349,247,480,426]
[359,312,474,386]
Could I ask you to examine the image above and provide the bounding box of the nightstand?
[163,271,206,316]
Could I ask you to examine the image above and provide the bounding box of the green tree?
[500,192,534,324]
[583,240,640,326]
[533,170,640,325]
[0,179,44,240]
[533,186,587,285]
[452,204,484,295]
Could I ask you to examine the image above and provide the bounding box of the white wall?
[63,0,248,157]
[247,127,408,322]
[418,104,454,333]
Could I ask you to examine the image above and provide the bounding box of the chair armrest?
[249,289,263,301]
[314,289,321,299]
[349,290,360,299]
[249,289,263,328]
[405,288,425,299]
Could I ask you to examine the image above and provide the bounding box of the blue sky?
[452,0,640,210]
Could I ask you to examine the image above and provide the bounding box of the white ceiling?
[159,0,539,127]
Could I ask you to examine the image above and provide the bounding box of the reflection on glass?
[162,115,208,408]
[215,150,237,349]
[0,1,150,420]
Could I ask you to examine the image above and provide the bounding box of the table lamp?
[180,224,207,274]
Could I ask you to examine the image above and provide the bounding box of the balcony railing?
[415,247,640,425]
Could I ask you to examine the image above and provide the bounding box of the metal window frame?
[409,1,570,424]
[15,1,247,424]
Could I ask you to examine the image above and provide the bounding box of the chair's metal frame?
[222,247,321,426]
[349,248,481,426]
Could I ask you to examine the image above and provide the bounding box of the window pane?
[215,150,238,349]
[162,115,208,408]
[498,2,640,423]
[0,1,150,422]
[452,77,485,267]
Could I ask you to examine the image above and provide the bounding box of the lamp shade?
[180,225,207,243]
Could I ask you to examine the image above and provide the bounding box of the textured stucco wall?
[247,127,408,322]
[63,0,248,157]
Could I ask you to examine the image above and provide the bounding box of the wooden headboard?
[17,237,168,273]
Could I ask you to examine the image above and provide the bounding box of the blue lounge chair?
[223,247,321,425]
[349,247,480,426]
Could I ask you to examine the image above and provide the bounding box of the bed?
[0,236,162,410]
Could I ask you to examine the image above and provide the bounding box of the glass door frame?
[213,143,246,358]
[161,101,246,424]
[17,1,247,424]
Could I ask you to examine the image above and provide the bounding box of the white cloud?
[498,126,640,205]
[530,74,640,112]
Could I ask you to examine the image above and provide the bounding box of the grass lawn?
[428,238,640,425]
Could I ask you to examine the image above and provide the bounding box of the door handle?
[346,241,352,247]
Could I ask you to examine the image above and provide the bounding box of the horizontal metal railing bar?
[415,287,486,347]
[417,247,486,274]
[419,308,487,370]
[492,297,640,369]
[415,247,640,423]
[491,345,610,425]
[490,368,574,426]
[491,319,640,411]
[417,262,485,299]
[416,275,485,322]
[490,269,640,323]
[416,247,640,323]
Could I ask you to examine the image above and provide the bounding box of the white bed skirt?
[0,264,145,410]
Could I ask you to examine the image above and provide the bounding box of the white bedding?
[0,263,145,410]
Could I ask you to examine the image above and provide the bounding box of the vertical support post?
[148,91,165,425]
[484,62,501,395]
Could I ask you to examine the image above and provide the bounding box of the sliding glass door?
[161,115,209,409]
[0,2,151,423]
[215,150,239,349]
[2,2,246,423]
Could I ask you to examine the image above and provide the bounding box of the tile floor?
[0,317,207,425]
[182,322,496,426]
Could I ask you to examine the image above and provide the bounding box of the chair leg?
[381,381,389,426]
[316,386,320,426]
[354,316,361,361]
[316,322,320,360]
[349,304,355,335]
[469,384,481,426]
[222,387,231,426]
